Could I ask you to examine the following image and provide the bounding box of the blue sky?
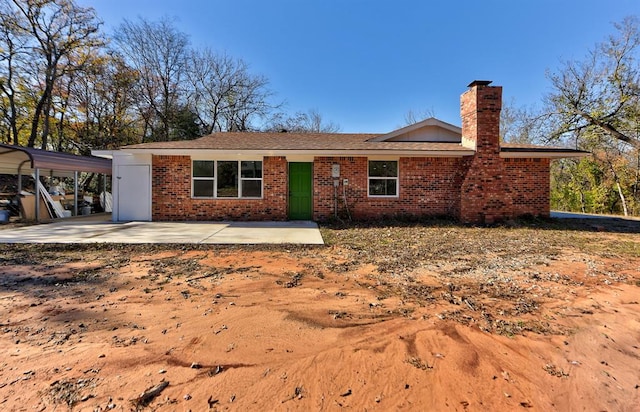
[78,0,639,132]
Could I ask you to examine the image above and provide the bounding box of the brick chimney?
[459,80,510,224]
[460,80,502,152]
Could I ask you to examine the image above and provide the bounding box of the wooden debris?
[340,388,352,397]
[131,381,169,409]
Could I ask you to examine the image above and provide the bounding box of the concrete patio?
[0,219,324,244]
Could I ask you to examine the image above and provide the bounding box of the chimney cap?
[467,80,493,87]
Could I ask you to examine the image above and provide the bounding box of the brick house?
[95,81,587,223]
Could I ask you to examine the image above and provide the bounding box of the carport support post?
[34,168,40,222]
[73,171,79,216]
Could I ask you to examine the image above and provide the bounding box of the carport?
[0,143,112,221]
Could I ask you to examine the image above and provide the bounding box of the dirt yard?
[0,218,639,411]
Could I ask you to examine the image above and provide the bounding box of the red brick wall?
[151,155,288,221]
[503,158,550,217]
[150,153,550,223]
[460,156,551,223]
[312,156,464,221]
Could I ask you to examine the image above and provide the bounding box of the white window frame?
[238,160,263,198]
[368,159,399,198]
[192,160,215,198]
[191,159,263,199]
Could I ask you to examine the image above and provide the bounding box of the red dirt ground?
[0,221,639,411]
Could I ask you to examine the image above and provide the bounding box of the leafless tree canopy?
[265,109,341,133]
[113,17,191,142]
[0,4,339,149]
[541,16,640,150]
[403,107,436,126]
[504,16,640,216]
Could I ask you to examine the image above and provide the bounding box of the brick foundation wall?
[313,156,464,221]
[152,155,287,221]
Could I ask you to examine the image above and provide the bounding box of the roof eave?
[500,151,590,159]
[120,148,475,157]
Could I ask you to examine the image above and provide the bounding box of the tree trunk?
[27,93,47,148]
[616,182,629,216]
[41,102,51,150]
[10,97,18,145]
[82,173,95,192]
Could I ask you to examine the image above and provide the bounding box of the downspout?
[35,168,40,222]
[333,180,338,218]
[73,171,79,216]
[17,159,29,219]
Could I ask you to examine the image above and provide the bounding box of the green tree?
[0,2,25,145]
[68,53,141,151]
[8,0,103,149]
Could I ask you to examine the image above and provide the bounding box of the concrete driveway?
[551,211,640,221]
[0,219,324,244]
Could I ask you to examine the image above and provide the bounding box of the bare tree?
[187,48,276,133]
[403,107,436,126]
[500,99,539,143]
[265,109,340,133]
[220,68,275,132]
[113,17,189,142]
[541,16,640,150]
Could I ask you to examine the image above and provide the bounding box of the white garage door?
[116,165,151,221]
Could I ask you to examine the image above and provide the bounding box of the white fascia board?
[122,148,475,158]
[500,151,591,159]
[91,150,114,159]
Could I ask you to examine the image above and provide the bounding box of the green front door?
[289,162,313,220]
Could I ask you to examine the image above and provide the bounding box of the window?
[193,160,215,197]
[192,160,262,198]
[240,161,263,197]
[368,160,398,197]
[217,161,238,197]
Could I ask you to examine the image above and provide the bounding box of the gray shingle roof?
[121,132,588,156]
[124,132,469,152]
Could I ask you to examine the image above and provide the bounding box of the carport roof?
[0,143,112,177]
